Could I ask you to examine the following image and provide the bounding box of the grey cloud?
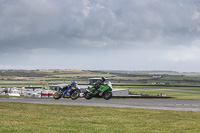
[1,0,200,51]
[1,0,200,71]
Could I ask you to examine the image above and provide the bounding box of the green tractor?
[84,77,113,100]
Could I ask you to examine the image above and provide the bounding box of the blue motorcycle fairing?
[61,86,77,98]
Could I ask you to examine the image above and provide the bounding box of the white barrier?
[0,92,5,95]
[1,89,55,98]
[8,93,20,97]
[32,93,41,97]
[48,91,53,97]
[41,91,48,97]
[24,92,32,97]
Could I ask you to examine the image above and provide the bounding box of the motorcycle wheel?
[85,91,93,100]
[53,91,62,100]
[71,91,80,100]
[103,91,112,100]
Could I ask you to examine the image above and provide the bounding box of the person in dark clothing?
[93,77,106,89]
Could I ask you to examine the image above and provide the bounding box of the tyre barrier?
[1,90,55,98]
[41,91,54,98]
[48,92,53,97]
[0,92,6,95]
[41,92,48,97]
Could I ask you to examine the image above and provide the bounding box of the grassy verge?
[0,102,200,133]
[129,89,200,100]
[115,85,200,91]
[113,86,200,100]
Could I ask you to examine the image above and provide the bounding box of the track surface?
[0,97,200,111]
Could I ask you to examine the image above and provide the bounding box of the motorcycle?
[84,80,113,100]
[53,85,80,100]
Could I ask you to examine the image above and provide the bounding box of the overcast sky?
[0,0,200,72]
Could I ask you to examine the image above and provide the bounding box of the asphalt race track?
[0,97,200,111]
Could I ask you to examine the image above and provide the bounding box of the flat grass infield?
[128,89,200,100]
[0,102,200,133]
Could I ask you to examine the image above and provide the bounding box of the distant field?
[1,69,200,86]
[0,102,200,133]
[1,69,200,100]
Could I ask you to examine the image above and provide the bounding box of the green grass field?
[128,89,200,100]
[113,86,200,100]
[0,102,200,133]
[119,86,200,91]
